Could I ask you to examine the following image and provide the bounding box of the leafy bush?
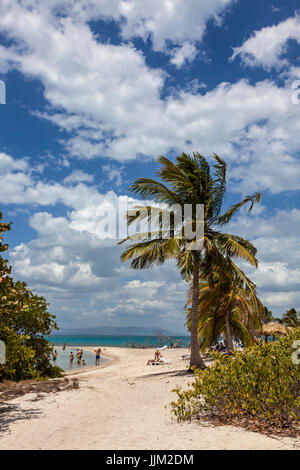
[171,329,300,435]
[0,211,62,382]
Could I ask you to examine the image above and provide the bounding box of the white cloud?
[47,79,300,194]
[2,153,299,326]
[64,170,94,184]
[170,42,197,68]
[0,0,232,162]
[1,1,300,328]
[102,164,124,187]
[231,15,300,70]
[226,208,300,315]
[117,0,233,51]
[0,152,29,172]
[10,200,300,326]
[2,0,232,50]
[1,3,300,195]
[9,207,188,331]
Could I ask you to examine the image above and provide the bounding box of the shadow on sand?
[0,402,41,435]
[140,368,195,380]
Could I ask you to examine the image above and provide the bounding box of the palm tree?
[118,153,261,369]
[186,258,264,350]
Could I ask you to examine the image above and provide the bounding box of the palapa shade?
[262,322,287,336]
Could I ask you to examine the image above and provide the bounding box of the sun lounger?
[149,357,172,365]
[159,357,172,365]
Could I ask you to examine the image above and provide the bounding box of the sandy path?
[0,347,298,450]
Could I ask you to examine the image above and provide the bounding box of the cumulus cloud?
[117,0,233,51]
[64,170,94,184]
[102,165,124,187]
[1,3,300,328]
[170,42,197,68]
[226,208,300,315]
[1,151,298,325]
[1,0,233,49]
[231,14,300,70]
[9,202,188,331]
[1,3,300,195]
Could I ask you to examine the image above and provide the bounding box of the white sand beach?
[0,347,298,450]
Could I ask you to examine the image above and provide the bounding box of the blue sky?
[0,0,300,333]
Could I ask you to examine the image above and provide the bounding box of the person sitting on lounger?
[146,349,161,365]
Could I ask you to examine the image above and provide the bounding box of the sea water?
[51,346,107,371]
[48,335,190,348]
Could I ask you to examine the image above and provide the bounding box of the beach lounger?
[159,358,172,365]
[149,358,172,365]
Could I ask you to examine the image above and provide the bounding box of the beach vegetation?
[171,328,300,436]
[0,212,61,382]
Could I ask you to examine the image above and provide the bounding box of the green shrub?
[171,329,300,434]
[0,212,62,382]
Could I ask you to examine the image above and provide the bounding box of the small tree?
[282,308,300,328]
[0,212,61,381]
[262,306,273,324]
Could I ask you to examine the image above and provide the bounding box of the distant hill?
[53,326,185,337]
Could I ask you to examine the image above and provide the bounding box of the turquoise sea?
[51,346,108,371]
[48,335,190,348]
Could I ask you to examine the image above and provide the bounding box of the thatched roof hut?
[262,322,287,337]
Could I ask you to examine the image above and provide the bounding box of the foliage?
[171,329,300,435]
[282,308,300,328]
[262,306,273,323]
[0,211,12,288]
[0,212,62,381]
[186,258,264,349]
[262,306,300,328]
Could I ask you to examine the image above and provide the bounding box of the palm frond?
[215,233,258,267]
[130,178,180,206]
[209,154,227,220]
[216,192,261,226]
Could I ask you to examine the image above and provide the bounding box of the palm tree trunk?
[225,311,234,350]
[190,255,206,370]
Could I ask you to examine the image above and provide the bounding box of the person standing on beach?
[70,351,74,364]
[95,347,101,365]
[76,349,82,365]
[63,343,66,351]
